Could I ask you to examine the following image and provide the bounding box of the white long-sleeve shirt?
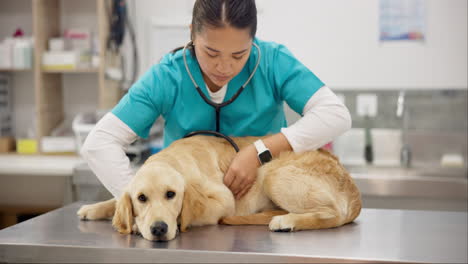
[80,85,351,198]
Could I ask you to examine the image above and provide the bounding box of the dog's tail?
[219,210,288,225]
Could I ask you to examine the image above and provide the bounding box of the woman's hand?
[223,144,260,200]
[223,133,292,200]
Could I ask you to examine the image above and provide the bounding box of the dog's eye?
[166,191,176,199]
[138,194,147,202]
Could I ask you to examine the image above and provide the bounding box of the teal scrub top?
[112,38,325,147]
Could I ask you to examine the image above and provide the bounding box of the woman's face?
[192,25,252,90]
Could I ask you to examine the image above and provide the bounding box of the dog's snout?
[150,221,168,237]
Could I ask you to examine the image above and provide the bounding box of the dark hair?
[172,0,257,55]
[191,0,257,39]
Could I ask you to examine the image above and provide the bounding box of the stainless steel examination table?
[0,202,466,263]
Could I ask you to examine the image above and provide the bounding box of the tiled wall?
[335,89,467,166]
[338,89,467,132]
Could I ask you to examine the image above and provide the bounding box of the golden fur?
[77,135,362,241]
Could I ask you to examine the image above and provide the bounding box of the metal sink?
[345,164,468,201]
[346,164,467,179]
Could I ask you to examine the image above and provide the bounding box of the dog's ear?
[180,182,207,232]
[112,192,134,234]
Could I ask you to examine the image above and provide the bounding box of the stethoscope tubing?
[182,40,261,152]
[182,41,261,132]
[183,130,240,152]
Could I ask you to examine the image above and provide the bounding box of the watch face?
[259,151,273,163]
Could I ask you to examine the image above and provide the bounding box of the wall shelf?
[0,68,33,72]
[1,0,122,154]
[41,68,99,73]
[32,0,122,152]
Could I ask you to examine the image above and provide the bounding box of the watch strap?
[254,139,268,153]
[254,139,272,164]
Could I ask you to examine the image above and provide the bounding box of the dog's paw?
[77,204,106,221]
[269,215,295,232]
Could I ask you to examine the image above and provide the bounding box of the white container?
[441,154,465,168]
[49,38,65,51]
[23,39,33,68]
[13,39,33,69]
[371,129,402,166]
[13,42,25,68]
[41,136,76,153]
[333,128,366,166]
[334,128,404,167]
[42,51,78,70]
[0,38,15,68]
[72,113,95,153]
[91,55,100,68]
[72,111,107,153]
[64,28,92,51]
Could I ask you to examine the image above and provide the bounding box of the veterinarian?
[81,0,352,200]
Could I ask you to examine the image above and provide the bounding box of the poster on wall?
[379,0,426,41]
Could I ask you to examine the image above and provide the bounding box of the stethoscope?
[182,41,262,152]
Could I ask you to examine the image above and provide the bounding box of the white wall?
[3,0,466,136]
[133,0,194,77]
[257,0,467,90]
[133,0,467,90]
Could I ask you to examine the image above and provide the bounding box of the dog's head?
[111,162,204,241]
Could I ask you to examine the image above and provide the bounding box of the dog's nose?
[150,221,168,237]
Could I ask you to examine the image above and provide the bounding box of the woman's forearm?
[80,113,138,199]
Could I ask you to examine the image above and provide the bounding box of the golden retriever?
[77,135,361,241]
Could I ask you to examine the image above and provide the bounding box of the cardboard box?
[0,136,15,153]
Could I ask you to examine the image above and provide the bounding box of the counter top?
[0,154,82,176]
[0,202,466,263]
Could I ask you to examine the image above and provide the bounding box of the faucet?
[397,90,412,168]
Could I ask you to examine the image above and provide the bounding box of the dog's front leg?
[77,199,116,220]
[180,182,235,231]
